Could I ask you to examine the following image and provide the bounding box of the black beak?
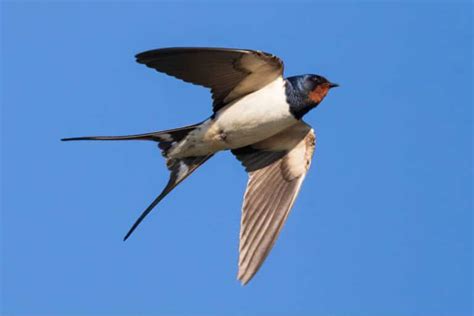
[329,82,339,88]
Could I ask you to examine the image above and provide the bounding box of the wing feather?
[135,47,284,112]
[232,122,316,284]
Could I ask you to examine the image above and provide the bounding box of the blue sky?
[1,1,472,315]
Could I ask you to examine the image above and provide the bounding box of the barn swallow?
[62,47,338,285]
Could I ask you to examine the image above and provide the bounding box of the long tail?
[61,123,201,153]
[62,123,213,240]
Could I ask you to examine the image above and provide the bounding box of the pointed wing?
[232,122,316,284]
[135,47,284,113]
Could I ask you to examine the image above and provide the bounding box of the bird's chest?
[169,78,298,158]
[212,78,297,148]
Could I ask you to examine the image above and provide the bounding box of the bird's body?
[62,47,338,284]
[170,77,296,158]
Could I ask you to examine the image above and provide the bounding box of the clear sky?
[1,1,472,316]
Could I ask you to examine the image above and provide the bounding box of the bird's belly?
[214,106,295,149]
[215,77,297,148]
[170,77,297,157]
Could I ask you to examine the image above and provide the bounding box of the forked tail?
[62,123,213,240]
[62,123,201,157]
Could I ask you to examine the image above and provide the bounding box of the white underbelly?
[170,77,297,158]
[216,76,298,146]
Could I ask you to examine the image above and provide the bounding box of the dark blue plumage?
[285,74,338,119]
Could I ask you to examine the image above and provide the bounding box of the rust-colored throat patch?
[308,84,330,104]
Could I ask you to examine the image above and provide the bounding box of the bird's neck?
[284,78,318,119]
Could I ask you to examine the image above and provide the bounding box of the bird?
[62,47,338,285]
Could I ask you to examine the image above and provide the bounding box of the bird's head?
[300,74,338,105]
[286,74,338,118]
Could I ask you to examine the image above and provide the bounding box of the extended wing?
[232,122,316,284]
[135,47,284,113]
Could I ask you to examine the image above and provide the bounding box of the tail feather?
[61,123,201,142]
[61,131,164,142]
[62,122,201,156]
[123,154,213,241]
[62,122,214,240]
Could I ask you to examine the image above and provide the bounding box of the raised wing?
[232,122,316,284]
[135,47,284,113]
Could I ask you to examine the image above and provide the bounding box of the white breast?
[214,76,297,147]
[169,77,298,158]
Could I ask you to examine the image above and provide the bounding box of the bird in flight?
[62,47,338,284]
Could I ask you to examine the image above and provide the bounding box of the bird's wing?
[135,47,284,113]
[232,121,316,284]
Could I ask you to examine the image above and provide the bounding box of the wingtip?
[135,52,144,62]
[135,49,159,63]
[238,277,250,286]
[237,270,252,286]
